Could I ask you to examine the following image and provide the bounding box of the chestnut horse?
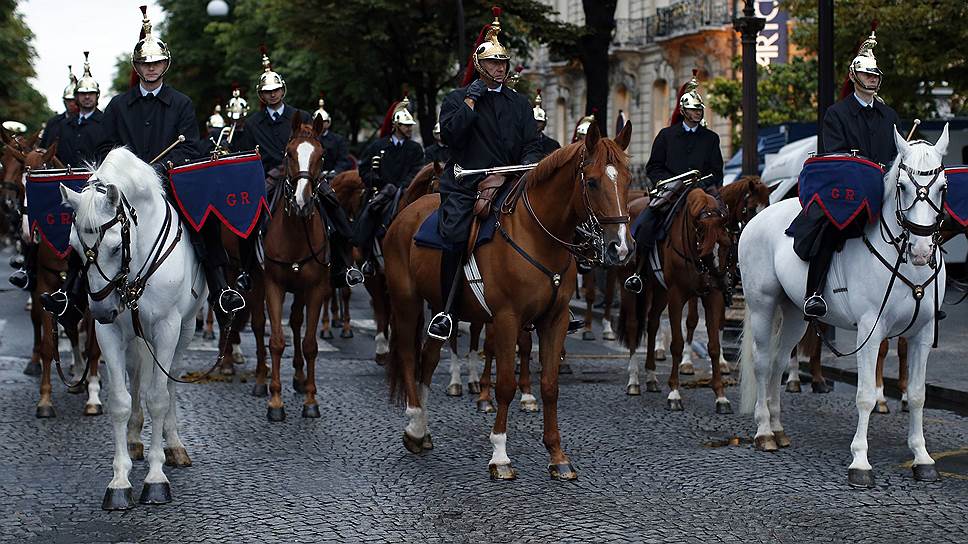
[259,112,331,421]
[319,170,365,340]
[216,225,267,384]
[617,187,730,411]
[385,122,634,480]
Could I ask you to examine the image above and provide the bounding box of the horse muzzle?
[93,307,119,324]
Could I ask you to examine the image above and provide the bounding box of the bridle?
[282,155,323,217]
[671,195,726,291]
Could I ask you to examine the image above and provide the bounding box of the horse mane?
[529,138,629,188]
[331,170,363,201]
[685,187,713,217]
[402,163,438,206]
[76,147,163,231]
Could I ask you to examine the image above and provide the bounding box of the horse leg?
[369,276,391,364]
[601,268,617,341]
[163,319,196,468]
[230,312,246,365]
[290,296,306,393]
[476,335,496,413]
[265,280,287,421]
[204,304,215,340]
[644,289,666,393]
[25,291,42,375]
[139,326,181,505]
[678,298,697,376]
[654,325,667,361]
[250,275,269,397]
[416,336,444,449]
[467,322,484,393]
[874,339,891,414]
[898,337,909,412]
[809,324,831,393]
[537,311,576,480]
[518,330,538,412]
[300,285,325,418]
[445,335,464,397]
[846,321,885,488]
[785,345,802,393]
[395,296,427,453]
[36,311,56,418]
[488,314,521,479]
[84,322,103,416]
[340,287,353,338]
[703,294,731,414]
[126,343,145,461]
[216,314,235,376]
[666,291,687,411]
[581,271,596,340]
[903,332,938,481]
[319,288,333,340]
[766,303,808,448]
[99,331,135,510]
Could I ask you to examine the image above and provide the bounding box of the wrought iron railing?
[645,0,731,43]
[612,18,647,48]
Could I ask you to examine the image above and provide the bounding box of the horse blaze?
[225,192,251,207]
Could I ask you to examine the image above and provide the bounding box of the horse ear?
[59,183,81,209]
[6,143,25,163]
[614,121,632,151]
[584,119,601,154]
[43,140,59,163]
[893,124,910,158]
[104,183,120,208]
[25,130,40,149]
[312,113,326,138]
[291,110,303,132]
[935,122,950,157]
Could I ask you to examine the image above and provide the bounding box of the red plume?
[669,81,689,126]
[839,19,879,99]
[379,100,400,138]
[492,6,501,17]
[461,23,490,87]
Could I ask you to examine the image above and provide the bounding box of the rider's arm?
[95,96,122,162]
[520,102,543,166]
[707,131,724,187]
[645,129,674,184]
[440,90,476,149]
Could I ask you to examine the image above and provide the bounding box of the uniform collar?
[266,103,285,120]
[390,134,405,146]
[853,93,875,109]
[487,84,503,93]
[682,121,699,133]
[127,83,171,105]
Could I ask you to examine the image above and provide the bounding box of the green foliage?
[0,0,53,131]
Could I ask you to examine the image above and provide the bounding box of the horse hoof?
[548,463,578,481]
[23,360,41,376]
[67,381,87,395]
[375,353,387,366]
[203,331,215,341]
[912,464,940,482]
[602,330,616,341]
[754,435,778,452]
[340,329,354,339]
[128,442,144,460]
[421,433,434,450]
[477,400,495,413]
[139,482,172,505]
[250,383,268,397]
[267,406,286,422]
[302,404,321,418]
[84,403,103,416]
[773,430,791,448]
[467,382,481,394]
[655,348,666,361]
[786,381,802,393]
[446,383,463,397]
[232,354,245,365]
[626,384,641,396]
[581,330,595,341]
[812,380,833,394]
[403,432,424,454]
[520,399,540,412]
[646,381,661,393]
[220,365,235,376]
[667,398,684,411]
[489,463,517,480]
[35,405,55,418]
[292,378,306,394]
[719,363,731,375]
[679,362,695,375]
[874,400,890,414]
[164,447,192,468]
[848,468,875,488]
[902,400,909,413]
[321,329,334,340]
[715,400,732,414]
[101,487,135,510]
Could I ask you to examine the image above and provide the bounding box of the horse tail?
[739,306,782,414]
[616,282,646,352]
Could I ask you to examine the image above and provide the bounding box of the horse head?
[686,188,726,259]
[731,175,771,228]
[23,141,62,171]
[284,111,326,217]
[580,120,635,266]
[889,123,949,267]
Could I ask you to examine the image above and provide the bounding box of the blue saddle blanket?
[798,155,884,229]
[944,166,968,227]
[169,151,269,239]
[26,170,91,259]
[413,182,510,252]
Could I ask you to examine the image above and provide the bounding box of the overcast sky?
[22,0,164,112]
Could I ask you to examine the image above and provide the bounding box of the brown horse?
[473,327,538,413]
[617,187,730,411]
[259,112,331,421]
[319,170,365,340]
[385,122,634,479]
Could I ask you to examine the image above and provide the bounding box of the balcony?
[645,0,732,43]
[612,18,647,48]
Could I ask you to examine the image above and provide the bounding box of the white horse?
[62,147,205,509]
[739,125,949,488]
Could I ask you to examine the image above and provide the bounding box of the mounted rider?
[625,70,724,293]
[426,6,543,339]
[533,89,560,157]
[789,30,900,318]
[313,95,353,174]
[423,121,450,165]
[236,50,363,287]
[41,6,245,325]
[38,66,79,150]
[572,113,595,144]
[354,96,425,275]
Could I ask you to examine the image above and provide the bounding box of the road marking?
[350,319,377,330]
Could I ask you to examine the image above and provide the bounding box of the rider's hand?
[465,79,487,103]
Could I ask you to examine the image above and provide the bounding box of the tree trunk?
[581,0,617,137]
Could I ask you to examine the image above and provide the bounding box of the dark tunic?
[46,109,104,167]
[97,85,199,166]
[318,130,352,174]
[537,132,561,158]
[424,142,451,165]
[40,111,72,150]
[437,85,542,244]
[645,123,724,188]
[357,136,425,191]
[237,105,311,174]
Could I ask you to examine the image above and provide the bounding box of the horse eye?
[111,245,121,255]
[587,178,599,189]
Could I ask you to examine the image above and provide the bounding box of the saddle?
[473,174,508,219]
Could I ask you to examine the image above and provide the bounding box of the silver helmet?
[75,52,100,94]
[131,5,171,79]
[849,31,883,92]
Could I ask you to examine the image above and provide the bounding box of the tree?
[786,0,968,119]
[0,0,53,131]
[580,0,617,137]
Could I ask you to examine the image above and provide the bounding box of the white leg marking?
[375,332,389,355]
[489,433,511,466]
[667,389,681,401]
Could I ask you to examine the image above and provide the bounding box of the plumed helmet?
[678,69,705,114]
[473,7,511,83]
[532,89,547,122]
[392,97,416,126]
[313,95,331,123]
[849,30,883,92]
[208,105,225,130]
[257,46,286,95]
[75,52,100,94]
[62,65,77,100]
[575,114,595,138]
[131,6,171,69]
[225,86,249,121]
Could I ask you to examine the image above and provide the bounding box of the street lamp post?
[817,0,834,153]
[733,1,766,176]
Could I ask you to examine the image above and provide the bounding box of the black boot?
[428,250,463,340]
[207,266,245,321]
[803,242,835,319]
[9,242,38,290]
[41,253,85,328]
[236,272,252,292]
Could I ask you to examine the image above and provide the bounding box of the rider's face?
[76,92,98,111]
[683,107,704,126]
[395,124,413,139]
[259,88,284,107]
[854,72,881,92]
[481,59,507,85]
[135,60,168,83]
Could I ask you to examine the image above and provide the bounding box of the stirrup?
[41,290,69,317]
[345,266,364,287]
[235,272,252,292]
[427,312,453,341]
[218,288,246,315]
[9,269,30,290]
[360,261,376,276]
[803,294,827,318]
[567,310,583,334]
[623,274,643,294]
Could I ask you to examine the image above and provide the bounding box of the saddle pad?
[944,166,968,226]
[413,181,512,252]
[169,151,270,239]
[798,154,884,229]
[25,169,92,259]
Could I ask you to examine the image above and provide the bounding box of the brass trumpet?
[453,163,538,181]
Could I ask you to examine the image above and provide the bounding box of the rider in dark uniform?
[625,72,724,293]
[354,97,425,275]
[426,10,542,339]
[41,7,245,325]
[314,97,353,174]
[38,66,78,151]
[533,89,560,157]
[423,122,450,165]
[790,30,899,318]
